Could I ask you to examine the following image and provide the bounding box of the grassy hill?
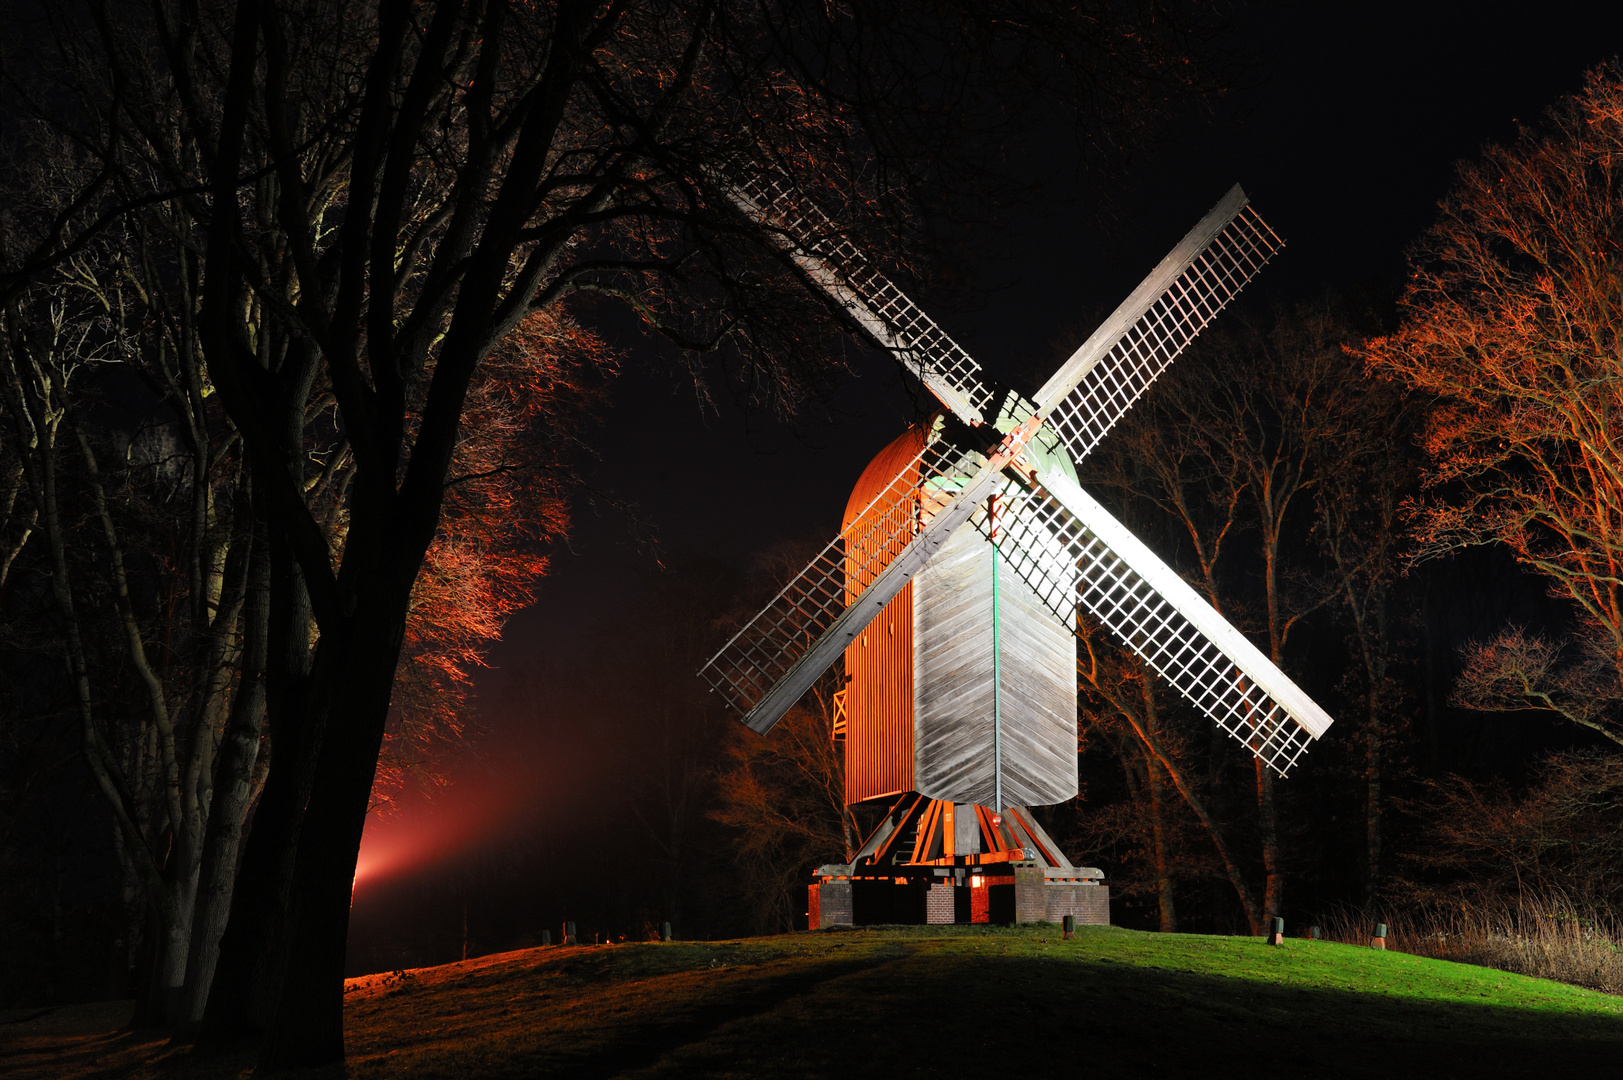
[7,924,1623,1078]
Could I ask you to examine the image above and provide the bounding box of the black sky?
[499,3,1617,663]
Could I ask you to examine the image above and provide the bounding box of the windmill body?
[699,173,1337,928]
[843,418,1079,811]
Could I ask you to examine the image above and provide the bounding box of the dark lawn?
[5,924,1622,1078]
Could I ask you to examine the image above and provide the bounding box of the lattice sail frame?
[984,463,1330,775]
[1040,202,1284,461]
[721,169,997,428]
[701,438,984,720]
[699,173,1332,775]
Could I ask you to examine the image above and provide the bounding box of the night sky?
[349,4,1618,955]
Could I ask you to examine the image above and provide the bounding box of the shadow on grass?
[13,936,1623,1079]
[462,941,1623,1079]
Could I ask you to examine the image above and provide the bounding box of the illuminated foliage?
[382,308,615,798]
[1365,61,1623,743]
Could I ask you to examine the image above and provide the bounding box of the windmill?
[699,172,1335,927]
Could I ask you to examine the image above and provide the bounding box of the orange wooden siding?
[844,583,914,803]
[841,423,930,805]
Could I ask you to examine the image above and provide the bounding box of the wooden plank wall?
[844,584,914,803]
[990,541,1081,806]
[913,526,1078,808]
[912,527,996,804]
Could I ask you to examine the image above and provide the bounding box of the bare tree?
[1313,373,1420,912]
[0,258,268,1025]
[711,680,852,933]
[1365,61,1623,747]
[4,0,1221,1064]
[1077,625,1262,933]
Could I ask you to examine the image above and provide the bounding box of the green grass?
[10,924,1623,1078]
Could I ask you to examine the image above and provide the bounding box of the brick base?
[811,878,854,928]
[1043,881,1110,925]
[811,867,1109,928]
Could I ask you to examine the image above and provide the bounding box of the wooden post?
[1268,916,1285,946]
[1371,922,1386,950]
[661,921,672,942]
[565,920,577,946]
[1063,914,1075,940]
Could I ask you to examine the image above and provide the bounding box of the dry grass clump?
[1318,894,1623,995]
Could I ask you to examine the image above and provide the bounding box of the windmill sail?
[702,430,1041,734]
[700,167,1327,773]
[986,463,1331,775]
[717,169,995,429]
[1033,186,1284,462]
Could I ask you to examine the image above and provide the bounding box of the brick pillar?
[1044,882,1078,922]
[925,882,955,924]
[1077,881,1110,925]
[1013,862,1046,924]
[816,878,853,928]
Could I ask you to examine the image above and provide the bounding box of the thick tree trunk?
[260,593,410,1068]
[154,888,196,1024]
[197,531,312,1044]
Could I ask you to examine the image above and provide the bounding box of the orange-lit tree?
[3,0,1221,1065]
[1364,62,1623,749]
[712,681,854,934]
[0,222,603,1027]
[369,309,614,800]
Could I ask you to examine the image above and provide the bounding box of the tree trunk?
[179,524,269,1029]
[1260,526,1285,925]
[197,529,313,1044]
[260,594,410,1068]
[1147,755,1177,933]
[1364,716,1381,914]
[1255,759,1281,921]
[1116,705,1263,934]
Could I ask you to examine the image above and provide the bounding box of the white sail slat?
[1037,189,1283,464]
[720,170,997,429]
[988,464,1331,776]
